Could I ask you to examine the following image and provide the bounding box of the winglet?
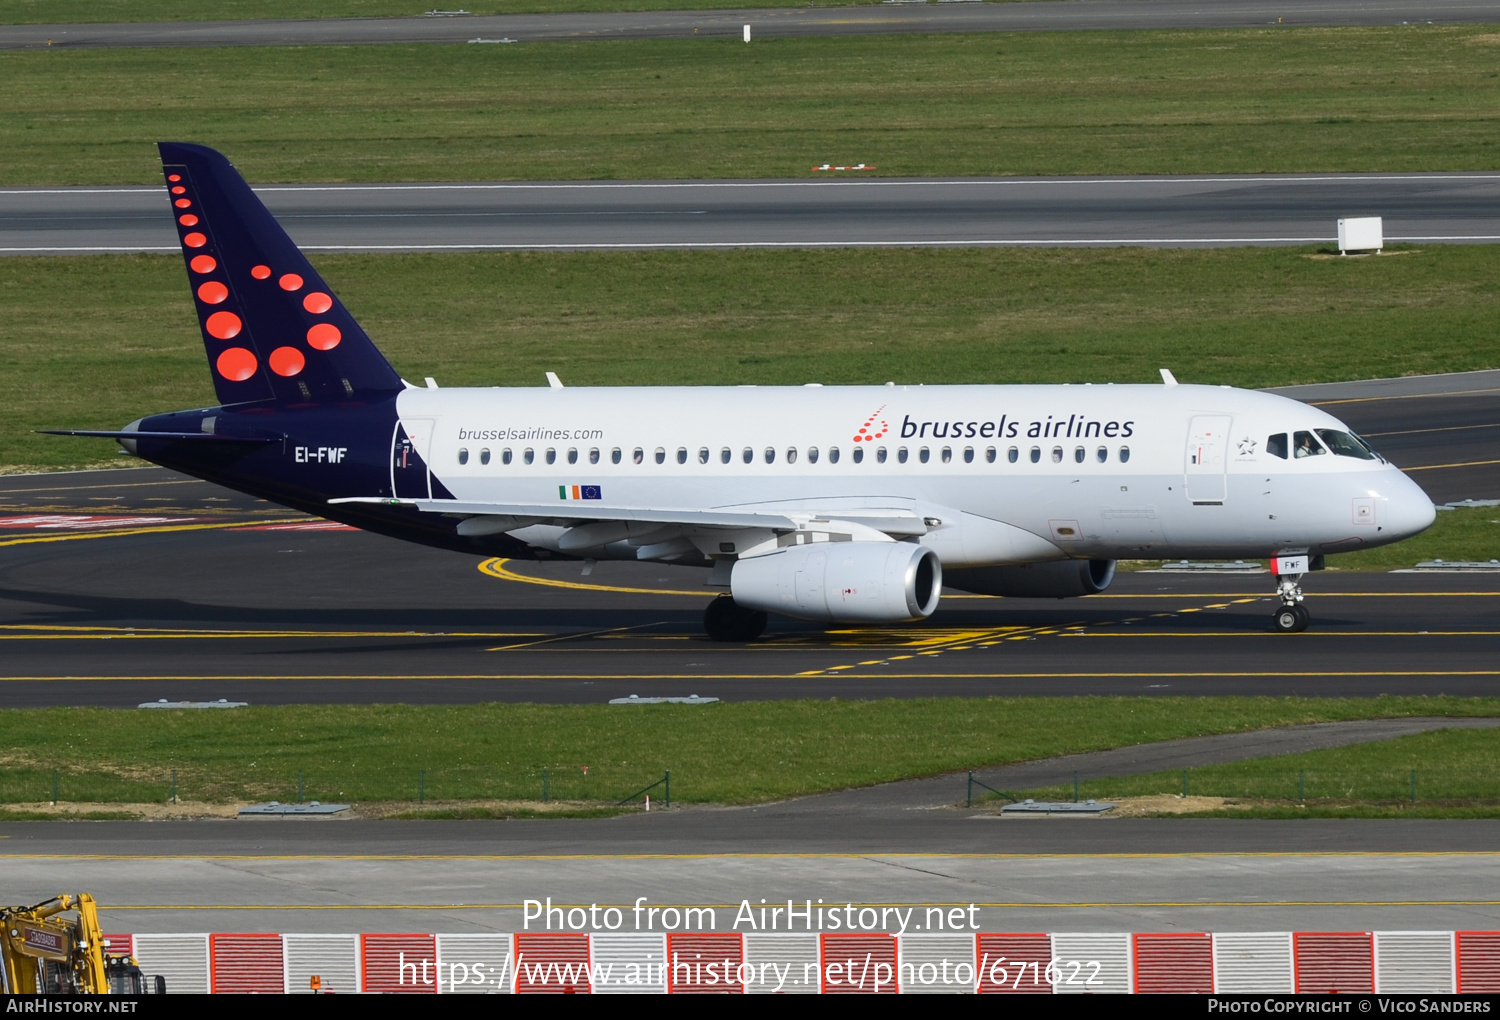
[1160,368,1179,386]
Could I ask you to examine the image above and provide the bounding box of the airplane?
[47,143,1437,640]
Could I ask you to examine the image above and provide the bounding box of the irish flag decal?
[559,485,603,500]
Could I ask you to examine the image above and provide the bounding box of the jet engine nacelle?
[945,559,1117,598]
[730,541,943,622]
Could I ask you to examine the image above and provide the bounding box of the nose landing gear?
[1272,571,1309,633]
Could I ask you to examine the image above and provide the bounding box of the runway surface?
[10,844,1500,934]
[5,0,1499,51]
[0,372,1494,708]
[8,173,1500,254]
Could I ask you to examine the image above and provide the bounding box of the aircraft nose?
[1385,469,1437,540]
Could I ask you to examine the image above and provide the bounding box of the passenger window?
[829,447,840,464]
[1008,447,1019,464]
[655,447,666,464]
[1119,446,1130,463]
[941,447,952,463]
[632,447,643,465]
[1267,433,1288,459]
[1051,446,1063,463]
[699,447,710,464]
[1293,431,1326,458]
[524,448,535,465]
[1074,446,1085,464]
[480,448,491,465]
[567,448,578,465]
[721,447,731,464]
[1095,446,1106,463]
[457,448,469,465]
[876,447,887,463]
[919,447,930,464]
[742,447,753,464]
[764,447,775,464]
[1316,429,1376,460]
[545,448,556,465]
[808,447,819,464]
[985,447,996,463]
[589,448,600,465]
[898,447,909,464]
[853,447,864,464]
[1030,446,1041,463]
[676,447,687,464]
[963,447,974,464]
[786,447,798,464]
[502,448,512,465]
[610,447,620,464]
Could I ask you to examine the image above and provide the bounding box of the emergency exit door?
[1185,415,1231,504]
[391,418,435,499]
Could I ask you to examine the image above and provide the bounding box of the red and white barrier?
[101,928,1499,993]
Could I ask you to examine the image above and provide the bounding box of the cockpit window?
[1267,433,1288,459]
[1316,428,1377,461]
[1293,430,1326,458]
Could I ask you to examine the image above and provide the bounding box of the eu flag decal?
[559,484,603,500]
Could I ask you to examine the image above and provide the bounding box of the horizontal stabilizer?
[40,429,277,444]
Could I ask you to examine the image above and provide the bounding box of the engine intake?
[730,541,942,623]
[945,559,1116,598]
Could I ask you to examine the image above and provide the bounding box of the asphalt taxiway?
[0,371,1494,708]
[7,173,1500,254]
[4,0,1498,51]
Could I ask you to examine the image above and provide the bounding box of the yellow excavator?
[1,894,162,994]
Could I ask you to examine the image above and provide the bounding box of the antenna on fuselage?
[546,372,564,389]
[1160,368,1179,386]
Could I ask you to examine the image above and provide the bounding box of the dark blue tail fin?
[159,142,404,406]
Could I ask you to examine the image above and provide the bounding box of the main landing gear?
[1271,572,1310,633]
[703,594,767,642]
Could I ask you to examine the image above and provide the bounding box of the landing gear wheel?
[1272,603,1310,633]
[703,595,767,642]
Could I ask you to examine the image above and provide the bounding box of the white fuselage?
[390,381,1435,567]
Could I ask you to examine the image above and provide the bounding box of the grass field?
[1012,727,1500,818]
[3,27,1499,184]
[0,0,879,22]
[6,244,1499,472]
[2,697,1497,808]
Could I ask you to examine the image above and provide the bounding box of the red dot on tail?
[174,198,191,209]
[306,323,342,351]
[197,281,229,305]
[269,346,306,377]
[189,255,217,274]
[278,274,303,292]
[205,311,242,340]
[302,292,332,314]
[216,347,257,382]
[168,174,181,182]
[171,186,186,195]
[250,265,271,280]
[178,214,198,227]
[183,232,207,248]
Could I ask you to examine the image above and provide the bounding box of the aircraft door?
[392,418,436,500]
[1184,415,1231,504]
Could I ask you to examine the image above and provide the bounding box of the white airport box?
[284,933,359,994]
[744,933,820,994]
[898,933,976,993]
[1338,216,1383,254]
[437,933,512,994]
[1050,932,1131,994]
[132,933,210,995]
[590,932,667,994]
[1213,932,1294,993]
[1375,931,1455,994]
